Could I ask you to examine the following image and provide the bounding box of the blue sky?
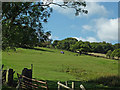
[43,2,118,44]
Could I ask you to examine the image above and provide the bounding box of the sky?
[42,1,118,44]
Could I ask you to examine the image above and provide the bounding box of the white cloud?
[87,37,97,42]
[82,25,92,30]
[50,4,75,18]
[84,2,108,17]
[54,6,75,16]
[74,36,97,42]
[95,18,118,42]
[51,2,108,18]
[81,18,118,43]
[42,0,119,3]
[84,0,119,2]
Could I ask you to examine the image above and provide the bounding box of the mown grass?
[2,47,119,89]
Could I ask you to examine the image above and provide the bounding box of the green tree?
[80,42,91,53]
[55,38,78,50]
[69,40,90,53]
[111,50,116,59]
[111,49,120,59]
[52,40,60,48]
[103,43,114,53]
[2,1,88,50]
[2,2,52,49]
[113,43,120,49]
[106,50,112,59]
[90,42,113,54]
[70,40,82,52]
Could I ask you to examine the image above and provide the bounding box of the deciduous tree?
[2,1,88,50]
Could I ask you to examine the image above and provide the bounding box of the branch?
[3,1,87,23]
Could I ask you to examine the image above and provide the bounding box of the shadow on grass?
[34,75,120,90]
[2,78,18,90]
[2,76,120,90]
[41,75,120,89]
[84,75,120,90]
[88,75,120,86]
[22,47,54,52]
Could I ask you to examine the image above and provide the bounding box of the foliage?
[53,38,116,54]
[111,48,120,59]
[2,2,52,49]
[111,51,116,59]
[52,40,60,48]
[106,50,112,58]
[54,38,78,50]
[90,42,114,54]
[2,1,88,50]
[113,43,120,49]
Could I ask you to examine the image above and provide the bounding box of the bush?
[106,50,112,58]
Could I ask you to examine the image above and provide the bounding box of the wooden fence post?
[46,81,49,90]
[22,68,32,80]
[22,68,32,89]
[80,84,86,90]
[72,82,74,90]
[5,69,15,86]
[2,70,7,83]
[65,81,68,86]
[8,69,15,86]
[5,69,9,84]
[58,81,60,90]
[16,73,22,90]
[58,81,71,90]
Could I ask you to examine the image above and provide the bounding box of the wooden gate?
[16,73,48,90]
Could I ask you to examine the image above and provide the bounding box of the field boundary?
[16,73,48,90]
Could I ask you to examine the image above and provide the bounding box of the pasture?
[2,47,119,89]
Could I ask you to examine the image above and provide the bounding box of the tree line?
[50,38,120,59]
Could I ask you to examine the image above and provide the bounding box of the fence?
[1,64,15,86]
[57,81,86,90]
[2,64,85,90]
[57,81,72,90]
[16,73,48,90]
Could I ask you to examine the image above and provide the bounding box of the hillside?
[2,47,119,89]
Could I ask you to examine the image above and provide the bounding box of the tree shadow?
[34,75,120,89]
[42,77,120,89]
[22,47,54,52]
[3,75,120,89]
[84,75,120,89]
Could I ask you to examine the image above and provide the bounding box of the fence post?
[8,69,15,86]
[72,82,74,90]
[46,81,49,90]
[65,81,68,86]
[22,68,32,89]
[80,84,86,90]
[5,69,15,86]
[5,69,9,84]
[2,70,7,83]
[16,74,21,90]
[58,81,60,90]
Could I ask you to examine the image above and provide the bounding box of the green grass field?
[2,47,119,89]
